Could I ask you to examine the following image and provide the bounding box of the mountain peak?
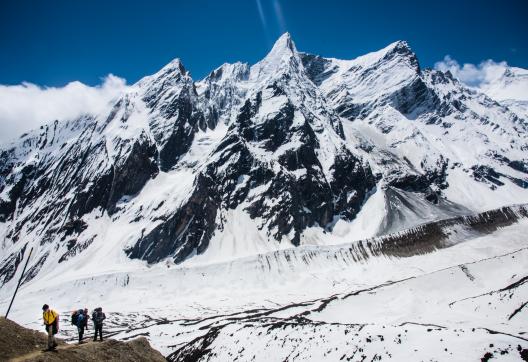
[379,40,420,71]
[262,32,298,64]
[161,58,187,75]
[270,32,296,53]
[205,62,250,82]
[250,33,301,81]
[380,40,415,58]
[387,40,411,50]
[135,57,192,96]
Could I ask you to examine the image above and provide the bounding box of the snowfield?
[1,211,527,361]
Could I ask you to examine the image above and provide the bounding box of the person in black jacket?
[82,308,89,333]
[92,307,106,341]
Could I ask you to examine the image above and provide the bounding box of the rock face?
[1,33,528,281]
[126,36,376,262]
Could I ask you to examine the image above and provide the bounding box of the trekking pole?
[5,246,33,319]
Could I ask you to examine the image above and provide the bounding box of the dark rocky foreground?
[0,318,166,362]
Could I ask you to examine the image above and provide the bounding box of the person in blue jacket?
[72,309,86,344]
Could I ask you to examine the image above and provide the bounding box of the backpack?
[77,313,85,327]
[71,311,78,326]
[93,310,105,325]
[52,320,58,335]
[71,309,84,326]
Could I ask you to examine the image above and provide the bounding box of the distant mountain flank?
[1,33,528,285]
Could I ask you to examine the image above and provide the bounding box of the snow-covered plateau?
[1,33,527,361]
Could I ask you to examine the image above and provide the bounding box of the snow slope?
[479,66,528,120]
[1,206,527,361]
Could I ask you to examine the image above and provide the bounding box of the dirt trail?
[10,342,83,362]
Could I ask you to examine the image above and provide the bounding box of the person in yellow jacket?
[42,304,59,351]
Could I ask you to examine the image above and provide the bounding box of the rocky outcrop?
[0,318,166,362]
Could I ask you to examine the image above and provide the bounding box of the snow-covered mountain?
[477,65,528,119]
[1,34,527,360]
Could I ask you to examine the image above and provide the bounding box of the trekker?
[42,304,59,351]
[92,307,106,341]
[75,309,86,343]
[82,308,89,333]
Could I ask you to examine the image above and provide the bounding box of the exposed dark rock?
[199,62,250,128]
[472,165,505,187]
[519,345,528,361]
[378,187,472,235]
[58,235,96,264]
[507,176,528,189]
[300,53,338,86]
[167,327,220,362]
[0,163,35,222]
[21,251,49,284]
[370,204,528,258]
[389,77,441,116]
[127,87,375,263]
[141,61,207,171]
[62,219,88,237]
[384,41,421,72]
[481,352,494,362]
[330,149,376,220]
[0,244,27,285]
[386,173,430,193]
[126,172,219,263]
[472,164,528,189]
[509,160,528,174]
[106,133,159,213]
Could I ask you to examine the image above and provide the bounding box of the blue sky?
[0,0,527,86]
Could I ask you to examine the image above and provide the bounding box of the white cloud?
[434,56,528,104]
[0,74,127,145]
[434,56,508,87]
